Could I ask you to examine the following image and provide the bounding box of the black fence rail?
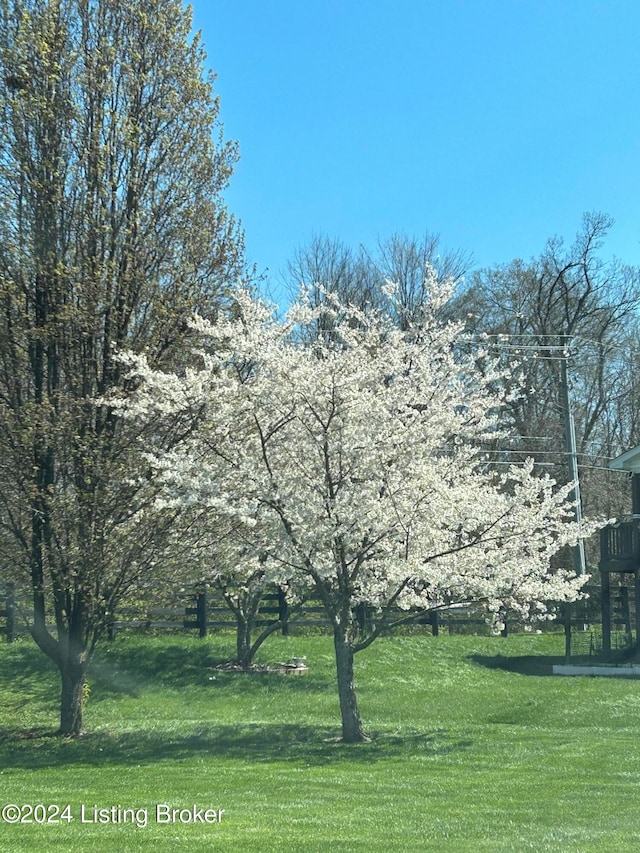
[0,582,577,642]
[1,586,488,640]
[179,595,468,639]
[181,589,291,638]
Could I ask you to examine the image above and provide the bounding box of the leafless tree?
[449,212,640,522]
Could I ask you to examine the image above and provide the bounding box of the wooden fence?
[0,583,511,642]
[4,580,634,659]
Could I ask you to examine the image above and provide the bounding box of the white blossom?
[121,280,603,628]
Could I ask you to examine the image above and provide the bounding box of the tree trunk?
[59,656,87,737]
[334,630,367,743]
[31,601,90,737]
[236,614,253,669]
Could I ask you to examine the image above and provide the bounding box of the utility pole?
[560,345,586,576]
[559,343,586,661]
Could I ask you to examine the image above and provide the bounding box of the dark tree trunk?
[236,614,253,669]
[334,629,367,743]
[31,606,89,737]
[59,656,87,737]
[31,554,90,737]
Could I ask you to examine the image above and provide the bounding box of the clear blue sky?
[190,0,640,306]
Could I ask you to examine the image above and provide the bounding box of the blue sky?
[190,1,640,306]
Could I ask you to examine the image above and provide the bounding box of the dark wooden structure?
[599,447,640,659]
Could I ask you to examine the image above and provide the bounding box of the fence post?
[618,585,632,640]
[635,571,640,653]
[278,587,289,636]
[430,610,439,637]
[562,602,571,661]
[500,612,508,638]
[601,570,611,660]
[4,583,15,643]
[197,591,208,638]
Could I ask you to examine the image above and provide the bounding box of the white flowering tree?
[164,509,308,668]
[121,275,600,742]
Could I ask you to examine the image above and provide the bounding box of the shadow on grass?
[0,640,60,710]
[89,639,333,700]
[1,638,472,769]
[469,653,568,677]
[0,722,472,770]
[0,636,330,703]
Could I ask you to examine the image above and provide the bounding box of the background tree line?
[284,216,640,529]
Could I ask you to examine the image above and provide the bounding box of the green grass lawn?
[1,630,640,851]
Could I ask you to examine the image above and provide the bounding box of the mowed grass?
[1,630,640,852]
